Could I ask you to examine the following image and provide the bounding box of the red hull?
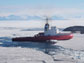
[12,33,73,42]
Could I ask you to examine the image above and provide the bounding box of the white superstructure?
[44,26,59,36]
[44,18,59,36]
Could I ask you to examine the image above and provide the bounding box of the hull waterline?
[12,33,73,42]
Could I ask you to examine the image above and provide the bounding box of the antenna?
[45,17,49,24]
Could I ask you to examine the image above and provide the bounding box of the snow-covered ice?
[0,47,54,63]
[0,21,84,63]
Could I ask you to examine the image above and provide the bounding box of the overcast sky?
[0,0,84,20]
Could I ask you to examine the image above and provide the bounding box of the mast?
[44,17,49,31]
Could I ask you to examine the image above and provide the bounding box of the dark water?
[0,37,63,53]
